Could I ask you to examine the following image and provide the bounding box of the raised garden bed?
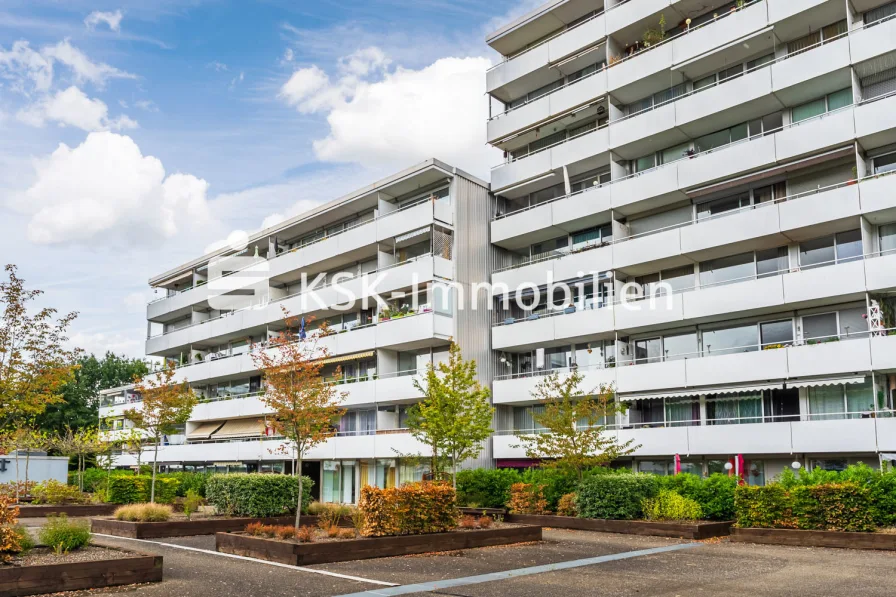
[731,527,896,551]
[91,514,338,539]
[216,525,543,565]
[15,504,119,518]
[504,514,733,540]
[458,507,507,517]
[0,546,162,597]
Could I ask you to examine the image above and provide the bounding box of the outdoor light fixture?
[791,461,802,470]
[724,462,733,471]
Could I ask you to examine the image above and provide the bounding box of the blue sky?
[0,0,535,358]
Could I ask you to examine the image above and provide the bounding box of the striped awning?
[215,418,266,439]
[787,376,867,389]
[321,351,374,365]
[621,383,783,402]
[186,421,224,439]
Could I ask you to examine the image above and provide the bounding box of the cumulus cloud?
[84,10,124,32]
[279,48,496,177]
[18,131,213,246]
[17,86,137,131]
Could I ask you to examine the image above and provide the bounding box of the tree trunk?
[13,451,19,502]
[24,450,30,494]
[452,452,458,490]
[295,455,303,530]
[150,440,159,503]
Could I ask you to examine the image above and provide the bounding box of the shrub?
[507,483,549,514]
[459,515,479,529]
[0,481,35,502]
[31,480,89,505]
[0,497,21,562]
[659,473,737,521]
[107,476,179,504]
[167,472,212,498]
[296,525,315,543]
[39,515,91,554]
[791,483,876,532]
[183,490,203,520]
[114,503,173,522]
[734,485,792,529]
[478,515,493,528]
[359,482,458,537]
[557,493,577,517]
[314,502,350,530]
[642,490,702,521]
[338,528,356,539]
[576,474,660,520]
[275,526,296,540]
[456,468,520,508]
[205,474,313,517]
[12,526,33,554]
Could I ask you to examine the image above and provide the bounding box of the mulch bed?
[731,527,896,550]
[504,514,733,540]
[0,546,162,597]
[216,524,543,565]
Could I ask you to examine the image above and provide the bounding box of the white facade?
[103,160,493,502]
[486,0,896,480]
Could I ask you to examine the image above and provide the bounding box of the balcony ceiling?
[487,0,603,55]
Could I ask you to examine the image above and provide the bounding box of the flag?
[674,454,681,475]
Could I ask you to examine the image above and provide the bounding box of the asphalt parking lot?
[22,519,896,597]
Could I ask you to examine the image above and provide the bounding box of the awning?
[321,350,375,365]
[187,422,224,440]
[215,418,266,439]
[621,383,783,402]
[786,376,867,389]
[395,227,430,244]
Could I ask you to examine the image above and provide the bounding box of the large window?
[665,398,699,427]
[791,89,852,124]
[700,251,755,287]
[702,324,759,356]
[802,307,868,343]
[881,223,896,255]
[787,20,847,55]
[874,152,896,175]
[760,320,794,348]
[706,393,763,425]
[809,380,873,420]
[799,230,863,268]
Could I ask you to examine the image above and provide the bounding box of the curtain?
[322,465,341,503]
[341,462,356,503]
[788,31,820,55]
[846,380,873,418]
[665,399,699,427]
[792,98,826,123]
[809,385,844,420]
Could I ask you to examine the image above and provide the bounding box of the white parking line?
[91,533,398,587]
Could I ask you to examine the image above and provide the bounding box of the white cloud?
[260,213,285,230]
[123,291,150,314]
[69,329,145,359]
[18,131,213,246]
[134,99,157,112]
[229,71,244,90]
[279,49,497,178]
[16,86,137,131]
[42,39,135,88]
[280,48,294,65]
[84,10,124,33]
[207,61,229,72]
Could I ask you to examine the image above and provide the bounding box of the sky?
[0,0,540,359]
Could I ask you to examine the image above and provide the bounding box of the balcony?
[865,251,896,292]
[616,359,687,393]
[685,349,788,387]
[493,366,616,405]
[771,36,850,100]
[776,106,855,162]
[670,1,769,67]
[855,93,896,149]
[860,172,896,219]
[678,134,776,189]
[850,12,896,66]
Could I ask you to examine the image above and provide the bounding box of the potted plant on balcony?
[642,14,666,47]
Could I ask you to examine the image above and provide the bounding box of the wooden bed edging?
[90,514,338,538]
[503,514,733,539]
[458,507,507,517]
[731,527,896,550]
[216,525,543,565]
[15,504,119,518]
[0,552,162,597]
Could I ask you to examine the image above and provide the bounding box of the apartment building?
[101,160,493,503]
[486,0,896,482]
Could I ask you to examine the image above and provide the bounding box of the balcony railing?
[149,194,444,307]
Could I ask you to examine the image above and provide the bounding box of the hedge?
[359,481,457,537]
[659,473,737,521]
[107,476,179,504]
[456,468,520,509]
[205,474,313,517]
[735,482,876,531]
[576,474,660,520]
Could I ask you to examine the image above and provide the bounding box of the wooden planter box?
[216,525,543,565]
[0,551,162,597]
[732,527,896,550]
[504,514,733,540]
[15,504,119,518]
[91,515,333,539]
[458,507,507,517]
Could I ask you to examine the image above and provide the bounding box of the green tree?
[35,352,148,433]
[408,343,494,488]
[514,371,637,481]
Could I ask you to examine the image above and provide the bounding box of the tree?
[252,308,346,529]
[407,343,494,488]
[35,352,149,433]
[119,427,152,471]
[514,371,637,481]
[52,426,103,492]
[0,264,79,431]
[127,366,196,502]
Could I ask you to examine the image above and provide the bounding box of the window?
[760,320,793,347]
[746,54,774,70]
[865,2,896,25]
[875,153,896,175]
[792,89,852,124]
[660,143,690,165]
[631,399,664,426]
[638,461,670,475]
[663,332,697,361]
[757,247,789,278]
[839,307,869,338]
[702,324,759,355]
[571,224,610,250]
[803,312,837,342]
[545,346,570,369]
[836,230,863,262]
[881,223,896,255]
[700,251,755,287]
[697,193,750,220]
[513,405,546,433]
[809,380,873,420]
[799,230,862,268]
[666,399,699,427]
[706,393,763,425]
[661,265,696,293]
[634,337,662,364]
[787,20,846,55]
[570,168,610,193]
[634,154,656,173]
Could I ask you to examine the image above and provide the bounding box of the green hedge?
[659,473,737,521]
[72,469,212,499]
[576,474,660,520]
[456,468,520,509]
[205,474,313,517]
[735,482,876,532]
[107,476,179,504]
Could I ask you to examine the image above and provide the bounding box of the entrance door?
[768,388,800,422]
[301,461,321,501]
